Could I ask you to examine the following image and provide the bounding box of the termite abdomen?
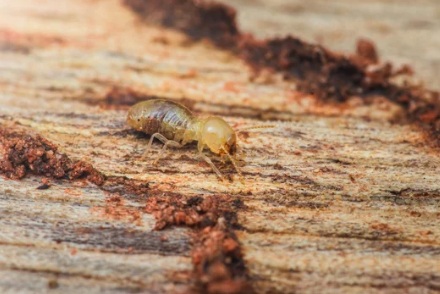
[127,99,196,143]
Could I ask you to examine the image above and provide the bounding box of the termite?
[126,99,242,180]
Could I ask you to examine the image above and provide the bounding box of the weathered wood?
[223,0,440,91]
[0,0,439,293]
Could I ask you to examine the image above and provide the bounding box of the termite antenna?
[222,147,243,181]
[236,125,275,134]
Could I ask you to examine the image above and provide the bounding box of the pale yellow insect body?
[127,99,241,179]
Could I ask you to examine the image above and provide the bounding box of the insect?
[127,99,242,180]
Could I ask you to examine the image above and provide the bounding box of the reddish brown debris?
[123,0,240,48]
[355,38,379,64]
[103,175,150,197]
[192,225,251,294]
[144,193,252,294]
[123,0,440,146]
[0,126,154,197]
[91,194,143,225]
[145,194,236,230]
[239,36,370,100]
[69,161,105,185]
[0,127,105,185]
[36,177,52,190]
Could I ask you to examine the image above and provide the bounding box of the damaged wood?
[0,0,439,293]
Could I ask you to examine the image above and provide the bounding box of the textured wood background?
[0,0,439,293]
[223,0,440,91]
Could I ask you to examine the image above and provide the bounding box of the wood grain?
[222,0,440,91]
[0,0,439,293]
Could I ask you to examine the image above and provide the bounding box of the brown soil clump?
[145,193,252,293]
[0,126,105,185]
[355,38,379,64]
[123,0,239,49]
[103,176,150,198]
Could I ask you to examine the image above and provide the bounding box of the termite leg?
[153,139,183,165]
[222,147,244,182]
[142,133,168,159]
[198,151,224,180]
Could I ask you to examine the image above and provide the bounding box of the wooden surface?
[0,0,439,293]
[223,0,440,91]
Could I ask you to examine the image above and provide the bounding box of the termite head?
[199,117,237,156]
[126,101,147,131]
